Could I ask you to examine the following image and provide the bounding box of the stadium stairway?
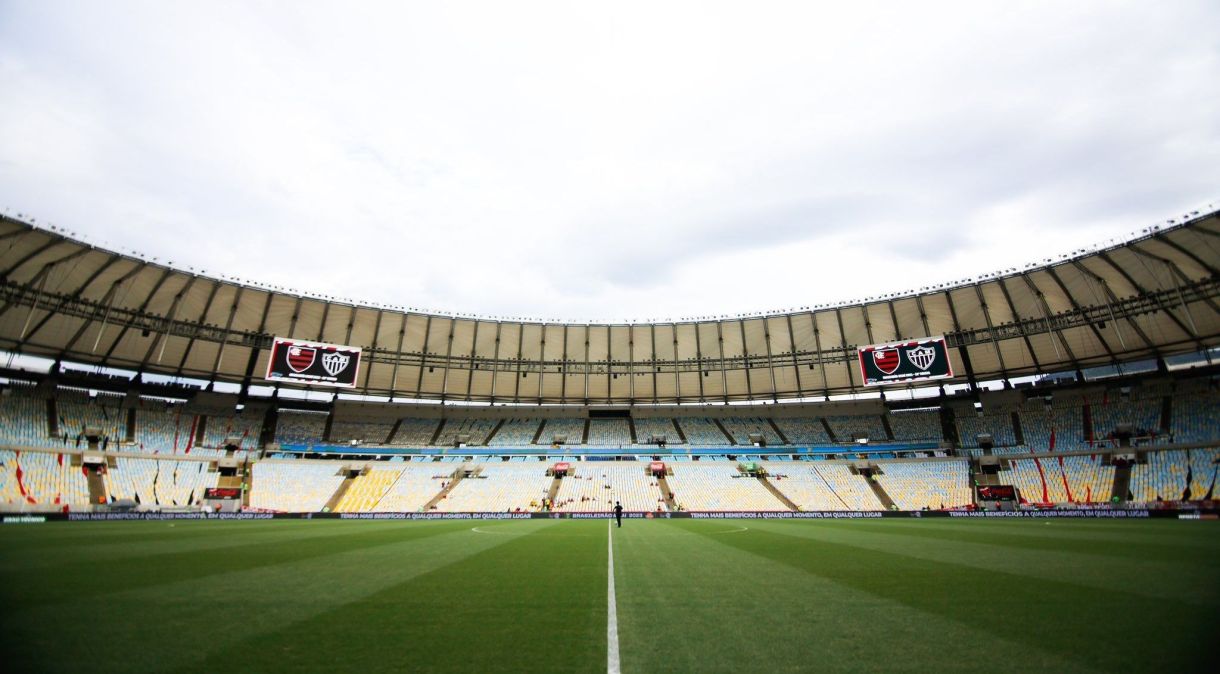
[323,470,358,512]
[424,469,465,510]
[768,419,792,445]
[485,419,506,445]
[670,419,688,444]
[862,469,896,509]
[656,472,676,511]
[757,475,798,511]
[85,464,107,506]
[1111,462,1132,502]
[713,419,736,445]
[546,473,563,504]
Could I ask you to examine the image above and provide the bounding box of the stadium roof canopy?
[1,211,1217,404]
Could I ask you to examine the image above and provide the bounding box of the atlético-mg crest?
[321,352,350,377]
[907,345,936,371]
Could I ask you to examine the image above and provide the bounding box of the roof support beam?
[995,277,1043,373]
[1044,266,1119,364]
[1097,251,1197,347]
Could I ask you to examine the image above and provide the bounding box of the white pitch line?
[607,519,621,674]
[710,526,750,534]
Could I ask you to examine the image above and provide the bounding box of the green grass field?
[1,518,1217,672]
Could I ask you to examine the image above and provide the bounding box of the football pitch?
[1,518,1217,672]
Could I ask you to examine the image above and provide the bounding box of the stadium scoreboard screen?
[858,336,953,386]
[265,337,361,388]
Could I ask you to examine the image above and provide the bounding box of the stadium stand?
[435,463,553,512]
[249,462,345,512]
[0,449,90,508]
[1090,396,1163,446]
[632,417,684,445]
[720,417,781,445]
[487,418,542,446]
[0,383,56,448]
[825,415,888,442]
[389,418,441,445]
[134,406,192,454]
[957,406,1018,448]
[274,410,329,445]
[105,457,219,507]
[552,462,665,512]
[1018,398,1085,452]
[437,418,498,446]
[370,465,447,511]
[665,463,783,510]
[886,410,943,442]
[1129,450,1189,503]
[586,419,631,446]
[772,417,832,444]
[201,412,261,449]
[330,419,395,445]
[873,460,971,510]
[1171,389,1219,443]
[539,418,584,444]
[56,388,125,441]
[677,417,731,445]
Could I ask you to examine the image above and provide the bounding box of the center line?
[607,519,621,674]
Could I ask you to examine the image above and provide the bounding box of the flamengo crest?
[872,349,901,375]
[907,345,936,371]
[286,346,316,373]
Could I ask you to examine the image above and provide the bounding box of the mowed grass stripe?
[742,519,1220,608]
[192,519,608,673]
[0,520,467,607]
[685,520,1216,671]
[868,518,1220,551]
[615,520,1086,672]
[1,522,529,673]
[0,520,399,572]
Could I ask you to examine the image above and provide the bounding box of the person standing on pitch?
[614,501,623,528]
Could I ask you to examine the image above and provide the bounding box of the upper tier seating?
[539,418,585,444]
[1018,399,1085,452]
[0,383,56,448]
[825,415,888,442]
[437,418,498,446]
[201,412,261,449]
[586,419,632,446]
[487,418,542,446]
[957,406,1018,447]
[772,417,832,444]
[389,418,441,445]
[371,465,449,512]
[677,417,732,446]
[274,410,329,445]
[330,419,395,445]
[56,388,125,441]
[720,417,782,445]
[633,417,685,445]
[886,410,943,442]
[1171,391,1219,443]
[134,406,192,454]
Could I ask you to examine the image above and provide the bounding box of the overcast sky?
[0,1,1217,322]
